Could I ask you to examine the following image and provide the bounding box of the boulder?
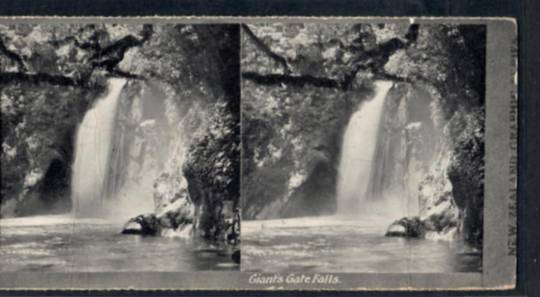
[121,221,143,235]
[121,214,160,236]
[122,199,194,236]
[385,223,407,236]
[385,216,426,238]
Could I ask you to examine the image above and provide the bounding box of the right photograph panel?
[241,23,486,273]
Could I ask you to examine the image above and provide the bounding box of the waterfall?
[71,78,127,217]
[336,80,393,214]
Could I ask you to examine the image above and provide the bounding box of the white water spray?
[72,78,126,217]
[336,81,393,214]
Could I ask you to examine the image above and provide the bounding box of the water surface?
[0,215,237,272]
[243,215,481,273]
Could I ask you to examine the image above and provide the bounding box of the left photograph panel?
[0,23,240,271]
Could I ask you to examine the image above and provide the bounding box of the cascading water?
[336,80,393,215]
[71,78,127,217]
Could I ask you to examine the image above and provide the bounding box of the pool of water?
[242,215,481,273]
[0,215,238,272]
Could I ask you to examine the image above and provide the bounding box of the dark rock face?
[16,159,72,216]
[446,110,485,246]
[281,160,338,218]
[1,82,104,218]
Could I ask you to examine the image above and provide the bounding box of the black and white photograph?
[0,23,241,272]
[241,23,486,273]
[0,17,519,291]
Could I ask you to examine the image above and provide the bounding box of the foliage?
[0,24,148,82]
[119,25,239,104]
[242,23,410,83]
[183,100,240,240]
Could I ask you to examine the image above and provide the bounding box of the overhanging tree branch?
[1,26,153,87]
[376,72,411,83]
[0,69,144,87]
[243,70,410,90]
[108,69,144,80]
[242,72,341,89]
[0,72,83,87]
[243,24,421,90]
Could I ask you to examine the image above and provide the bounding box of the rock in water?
[385,217,426,238]
[385,223,407,237]
[122,202,194,237]
[121,221,143,235]
[121,214,160,236]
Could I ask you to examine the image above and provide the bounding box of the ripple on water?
[242,217,481,273]
[0,220,238,272]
